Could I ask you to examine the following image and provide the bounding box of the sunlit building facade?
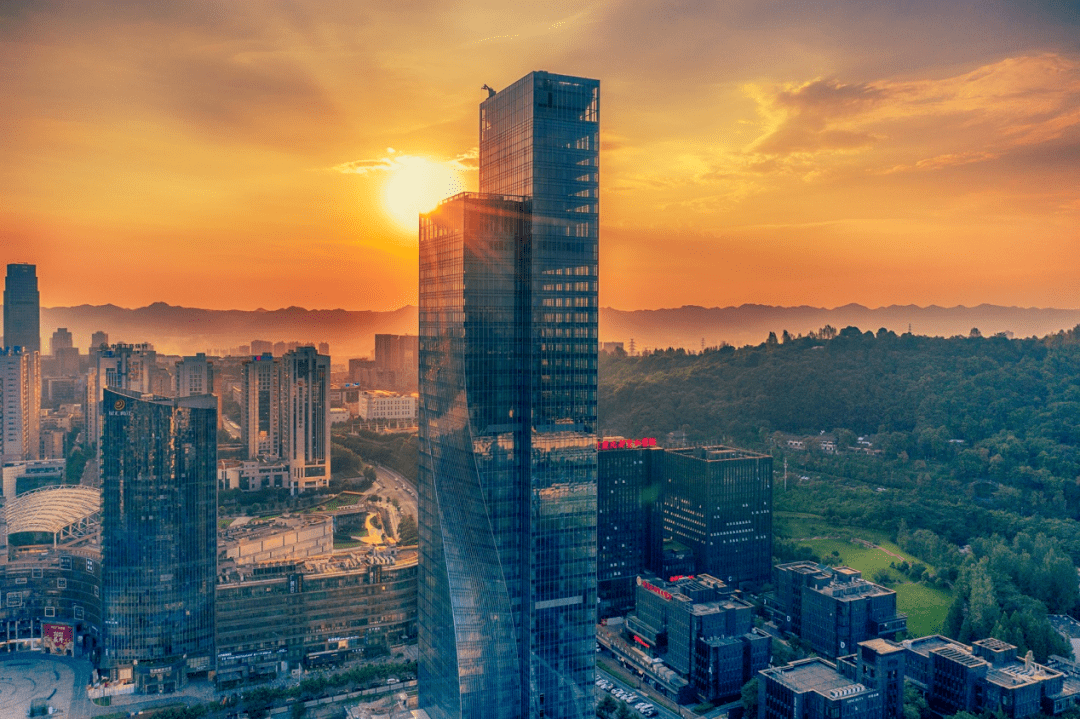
[418,71,599,719]
[100,388,217,693]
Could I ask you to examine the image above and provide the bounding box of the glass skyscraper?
[418,71,599,719]
[100,388,217,692]
[3,263,40,353]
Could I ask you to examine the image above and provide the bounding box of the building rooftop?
[860,638,905,655]
[762,657,870,697]
[5,485,101,543]
[903,634,969,658]
[666,445,770,462]
[933,645,990,669]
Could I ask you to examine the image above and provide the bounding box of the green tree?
[741,678,759,719]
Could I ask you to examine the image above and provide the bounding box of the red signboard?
[597,437,656,451]
[637,577,673,601]
[42,623,73,655]
[633,635,651,648]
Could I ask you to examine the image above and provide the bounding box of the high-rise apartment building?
[0,347,41,464]
[374,334,419,388]
[418,71,599,719]
[100,388,217,692]
[86,344,160,447]
[281,347,330,493]
[240,353,282,459]
[176,353,214,397]
[3,264,40,353]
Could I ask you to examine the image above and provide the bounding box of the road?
[371,465,418,541]
[222,417,241,439]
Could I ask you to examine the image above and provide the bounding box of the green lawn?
[789,522,953,637]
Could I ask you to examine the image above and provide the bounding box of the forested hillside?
[600,325,1080,653]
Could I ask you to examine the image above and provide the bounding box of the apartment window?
[44,606,55,618]
[57,578,67,589]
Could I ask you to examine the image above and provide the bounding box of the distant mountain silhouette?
[598,303,1080,352]
[10,302,1080,360]
[30,303,419,359]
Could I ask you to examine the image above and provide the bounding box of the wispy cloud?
[332,147,479,175]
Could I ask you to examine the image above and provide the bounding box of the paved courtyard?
[0,653,83,719]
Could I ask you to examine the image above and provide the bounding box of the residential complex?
[0,347,41,463]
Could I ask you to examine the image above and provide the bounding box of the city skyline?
[3,2,1079,312]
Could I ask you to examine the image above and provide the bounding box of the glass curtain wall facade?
[418,70,599,719]
[100,388,217,692]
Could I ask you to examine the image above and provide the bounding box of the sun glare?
[382,157,466,230]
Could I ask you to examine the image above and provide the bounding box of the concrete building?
[901,636,1080,718]
[3,264,40,353]
[86,344,163,447]
[773,562,907,659]
[240,353,282,459]
[219,515,333,566]
[176,353,214,397]
[217,458,290,491]
[281,346,330,492]
[0,347,41,464]
[837,639,906,719]
[356,390,417,422]
[760,655,885,719]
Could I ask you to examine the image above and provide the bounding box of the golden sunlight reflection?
[382,156,466,230]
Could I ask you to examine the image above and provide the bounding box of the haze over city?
[4,1,1079,311]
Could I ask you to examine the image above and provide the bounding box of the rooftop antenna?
[481,84,496,98]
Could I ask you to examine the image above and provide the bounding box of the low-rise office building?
[773,561,906,658]
[355,391,417,422]
[760,652,888,719]
[902,636,1080,718]
[625,574,768,702]
[215,548,417,686]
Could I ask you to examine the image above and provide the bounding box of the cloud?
[332,148,479,176]
[744,54,1080,171]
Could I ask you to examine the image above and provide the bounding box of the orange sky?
[2,1,1079,311]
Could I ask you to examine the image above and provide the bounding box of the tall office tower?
[55,346,80,377]
[659,447,773,586]
[418,71,599,719]
[250,339,273,356]
[90,331,109,351]
[596,438,663,618]
[50,328,73,354]
[3,264,40,353]
[99,388,217,692]
[0,347,41,463]
[240,353,282,459]
[281,346,330,493]
[175,353,214,397]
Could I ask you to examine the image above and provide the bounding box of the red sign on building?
[42,623,73,655]
[597,437,656,451]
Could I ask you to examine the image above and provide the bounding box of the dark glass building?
[100,388,217,692]
[597,439,663,618]
[659,447,772,586]
[3,263,40,353]
[418,70,599,719]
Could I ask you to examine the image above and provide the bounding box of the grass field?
[777,512,953,637]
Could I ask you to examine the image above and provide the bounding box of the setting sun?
[382,156,467,230]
